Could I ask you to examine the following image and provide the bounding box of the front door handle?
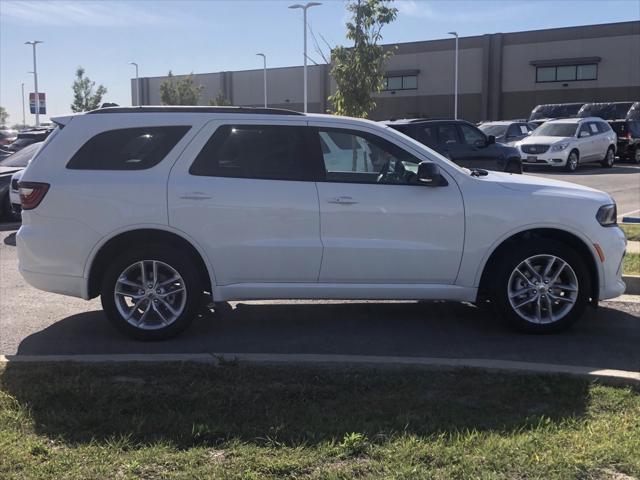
[327,196,359,205]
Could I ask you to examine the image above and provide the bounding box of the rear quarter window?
[66,126,190,170]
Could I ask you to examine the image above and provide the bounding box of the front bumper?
[596,226,627,300]
[520,147,570,167]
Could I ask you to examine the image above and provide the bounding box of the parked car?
[9,169,24,215]
[610,119,640,163]
[0,142,42,221]
[17,106,625,340]
[516,117,617,172]
[3,128,52,153]
[384,119,522,173]
[576,101,639,121]
[528,103,586,128]
[0,129,18,146]
[478,121,535,146]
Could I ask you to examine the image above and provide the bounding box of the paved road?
[1,230,638,371]
[527,163,640,219]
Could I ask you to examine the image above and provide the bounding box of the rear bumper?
[19,267,88,299]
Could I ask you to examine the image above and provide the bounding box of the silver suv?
[516,117,617,172]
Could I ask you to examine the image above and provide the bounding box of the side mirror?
[417,161,447,186]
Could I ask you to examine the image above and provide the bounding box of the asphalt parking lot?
[1,165,638,370]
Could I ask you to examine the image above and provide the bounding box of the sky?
[1,0,639,123]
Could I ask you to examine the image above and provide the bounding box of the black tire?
[505,160,522,174]
[100,244,203,340]
[491,238,591,333]
[633,146,640,164]
[600,146,615,168]
[564,150,579,172]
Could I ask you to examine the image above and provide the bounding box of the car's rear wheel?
[565,150,579,172]
[492,239,590,333]
[633,146,640,164]
[100,245,203,340]
[601,147,615,168]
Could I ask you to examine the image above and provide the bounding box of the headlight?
[596,204,617,226]
[551,143,569,151]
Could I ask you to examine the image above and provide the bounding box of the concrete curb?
[1,353,638,385]
[623,275,640,295]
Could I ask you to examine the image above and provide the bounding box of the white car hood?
[520,135,572,145]
[482,170,611,203]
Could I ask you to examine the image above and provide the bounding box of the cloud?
[0,1,195,27]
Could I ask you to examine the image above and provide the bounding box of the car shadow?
[0,350,593,448]
[12,300,640,371]
[526,164,640,176]
[3,232,16,246]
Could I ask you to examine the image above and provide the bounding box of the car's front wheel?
[493,239,590,333]
[564,150,579,172]
[601,147,615,168]
[100,245,203,340]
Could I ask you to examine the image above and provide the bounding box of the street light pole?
[129,62,140,106]
[25,41,43,127]
[289,2,321,113]
[256,53,267,108]
[448,32,459,120]
[21,83,26,126]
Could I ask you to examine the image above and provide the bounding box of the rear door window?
[418,126,437,147]
[67,126,190,170]
[436,124,460,145]
[189,125,312,181]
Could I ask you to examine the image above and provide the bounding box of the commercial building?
[132,21,640,122]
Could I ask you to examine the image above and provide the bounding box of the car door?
[577,123,596,161]
[310,122,465,285]
[168,119,323,285]
[457,123,499,170]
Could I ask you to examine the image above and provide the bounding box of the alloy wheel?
[507,254,579,324]
[567,153,578,171]
[114,260,187,330]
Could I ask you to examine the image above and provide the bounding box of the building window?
[535,64,597,83]
[382,74,418,91]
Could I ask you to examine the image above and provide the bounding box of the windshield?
[531,123,577,137]
[577,102,633,120]
[0,142,41,167]
[478,124,508,136]
[529,104,582,121]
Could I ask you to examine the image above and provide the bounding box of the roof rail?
[86,106,305,116]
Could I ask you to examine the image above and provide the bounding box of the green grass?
[1,363,639,479]
[623,252,640,276]
[621,223,640,242]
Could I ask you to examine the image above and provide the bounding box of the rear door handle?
[327,196,359,205]
[179,192,212,200]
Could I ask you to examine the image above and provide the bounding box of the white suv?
[17,107,626,339]
[517,117,617,172]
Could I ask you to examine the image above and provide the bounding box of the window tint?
[578,124,591,137]
[437,125,459,145]
[506,125,521,138]
[419,126,437,147]
[536,67,556,82]
[189,125,310,181]
[67,126,190,170]
[459,124,485,144]
[596,122,611,133]
[382,75,418,91]
[317,128,423,185]
[577,64,597,80]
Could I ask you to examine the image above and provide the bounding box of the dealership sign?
[29,92,46,114]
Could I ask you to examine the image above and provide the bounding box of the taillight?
[19,182,49,210]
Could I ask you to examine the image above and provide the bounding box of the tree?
[160,71,203,105]
[329,0,397,118]
[71,67,107,112]
[209,91,231,106]
[0,106,8,125]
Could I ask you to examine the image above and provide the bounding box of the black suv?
[384,119,522,173]
[577,102,640,163]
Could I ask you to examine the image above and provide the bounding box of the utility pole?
[256,53,267,107]
[21,83,26,126]
[25,41,43,126]
[289,2,321,113]
[448,32,459,119]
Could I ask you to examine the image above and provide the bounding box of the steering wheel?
[377,158,409,184]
